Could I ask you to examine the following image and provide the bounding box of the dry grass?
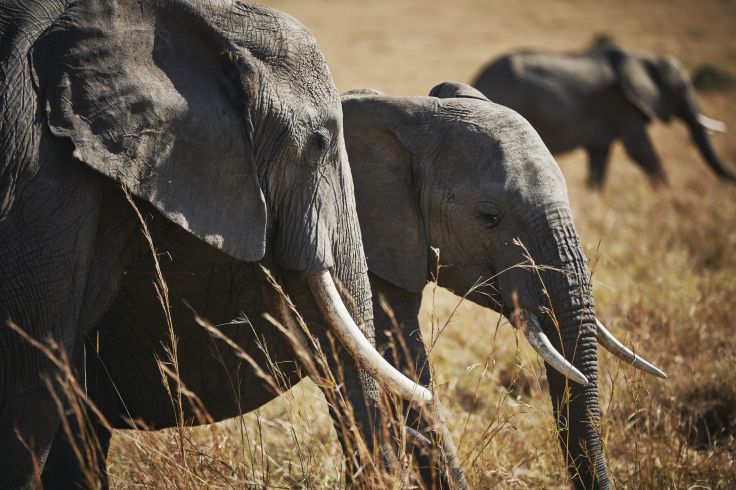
[39,1,736,488]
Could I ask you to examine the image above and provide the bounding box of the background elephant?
[471,46,733,188]
[341,82,666,489]
[0,1,426,488]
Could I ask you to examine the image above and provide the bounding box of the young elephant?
[342,82,667,489]
[472,47,733,188]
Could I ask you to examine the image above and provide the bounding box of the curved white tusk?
[307,270,433,406]
[595,319,667,379]
[698,114,727,133]
[514,310,589,385]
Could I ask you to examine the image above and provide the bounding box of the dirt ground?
[107,1,736,488]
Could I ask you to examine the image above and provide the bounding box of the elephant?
[341,82,667,489]
[0,1,428,488]
[471,46,734,188]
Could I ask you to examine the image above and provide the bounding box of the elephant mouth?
[278,269,433,406]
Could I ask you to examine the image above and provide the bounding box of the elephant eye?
[306,130,330,166]
[478,201,503,228]
[313,131,328,151]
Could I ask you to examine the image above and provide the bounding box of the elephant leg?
[41,410,112,490]
[585,143,612,189]
[371,274,465,489]
[279,272,392,483]
[41,337,117,490]
[1,297,117,489]
[0,388,63,489]
[0,163,134,487]
[320,348,390,481]
[618,124,668,185]
[0,238,85,488]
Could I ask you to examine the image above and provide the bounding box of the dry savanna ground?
[103,1,736,488]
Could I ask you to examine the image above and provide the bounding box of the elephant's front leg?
[278,272,396,483]
[0,161,136,488]
[40,395,112,490]
[585,143,613,189]
[370,274,467,489]
[41,334,121,490]
[617,122,668,185]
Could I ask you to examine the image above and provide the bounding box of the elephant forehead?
[464,119,568,203]
[435,135,568,208]
[441,103,554,168]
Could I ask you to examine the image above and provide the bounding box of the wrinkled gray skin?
[0,1,385,488]
[472,47,735,188]
[343,83,609,489]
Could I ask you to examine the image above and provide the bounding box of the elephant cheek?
[271,181,336,276]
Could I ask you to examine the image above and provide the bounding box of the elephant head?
[609,48,734,181]
[342,82,666,489]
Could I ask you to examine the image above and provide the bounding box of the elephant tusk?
[514,310,589,385]
[595,319,667,379]
[307,270,433,406]
[698,114,727,133]
[405,426,433,446]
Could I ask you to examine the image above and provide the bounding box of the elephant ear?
[342,88,385,97]
[429,81,490,101]
[342,95,428,293]
[617,55,667,122]
[31,3,266,261]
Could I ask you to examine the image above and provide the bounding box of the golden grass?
[63,1,736,488]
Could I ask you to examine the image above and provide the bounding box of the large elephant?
[0,1,428,488]
[471,46,733,188]
[341,82,667,489]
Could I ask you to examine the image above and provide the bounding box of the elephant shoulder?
[472,52,524,99]
[511,52,576,80]
[483,51,528,82]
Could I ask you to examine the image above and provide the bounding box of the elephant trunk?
[532,206,610,489]
[545,311,607,489]
[680,95,736,181]
[687,117,736,181]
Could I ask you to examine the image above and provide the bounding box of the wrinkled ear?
[429,81,490,101]
[342,88,385,97]
[32,4,266,261]
[342,95,428,293]
[618,55,666,121]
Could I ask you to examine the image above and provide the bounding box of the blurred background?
[108,1,736,487]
